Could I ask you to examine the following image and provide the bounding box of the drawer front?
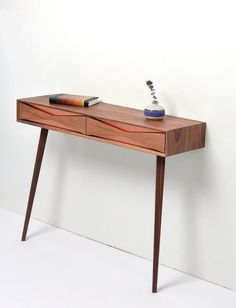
[18,102,86,134]
[87,117,165,153]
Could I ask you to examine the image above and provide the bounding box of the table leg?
[21,128,49,241]
[152,156,166,293]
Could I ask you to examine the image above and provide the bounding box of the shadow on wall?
[37,128,215,277]
[45,131,154,228]
[164,127,220,276]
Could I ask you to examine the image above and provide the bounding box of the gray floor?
[0,207,235,308]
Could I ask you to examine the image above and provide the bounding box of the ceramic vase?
[144,102,165,120]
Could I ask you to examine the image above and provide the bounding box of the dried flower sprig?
[146,80,158,104]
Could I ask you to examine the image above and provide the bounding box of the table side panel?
[165,122,206,156]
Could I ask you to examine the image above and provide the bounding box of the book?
[49,94,100,107]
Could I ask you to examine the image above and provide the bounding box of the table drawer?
[87,117,165,152]
[18,102,86,134]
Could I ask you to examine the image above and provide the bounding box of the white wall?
[1,0,236,290]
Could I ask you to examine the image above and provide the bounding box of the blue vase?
[144,103,165,120]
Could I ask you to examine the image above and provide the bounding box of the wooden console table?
[17,94,206,292]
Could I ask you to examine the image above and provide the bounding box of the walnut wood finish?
[19,103,86,134]
[152,156,165,293]
[17,95,206,156]
[87,117,165,153]
[16,94,206,293]
[21,128,48,241]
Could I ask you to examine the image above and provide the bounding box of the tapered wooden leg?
[21,128,49,241]
[152,156,166,293]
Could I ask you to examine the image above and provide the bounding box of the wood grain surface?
[17,95,206,156]
[87,117,165,153]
